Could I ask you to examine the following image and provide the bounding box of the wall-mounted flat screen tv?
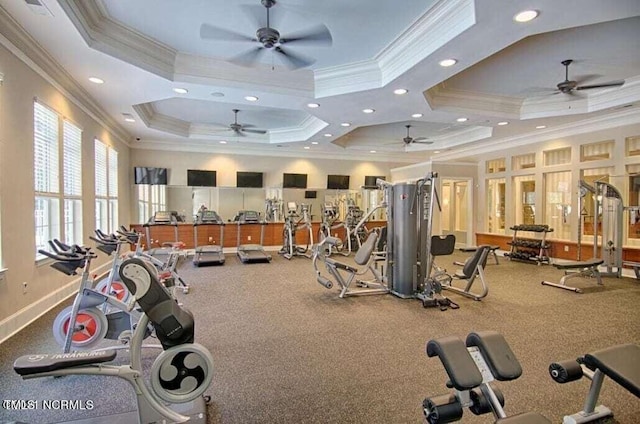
[187,169,217,187]
[134,167,168,185]
[327,174,350,190]
[364,175,386,187]
[237,171,264,188]
[305,190,317,199]
[283,173,308,189]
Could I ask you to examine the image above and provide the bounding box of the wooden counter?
[131,221,387,249]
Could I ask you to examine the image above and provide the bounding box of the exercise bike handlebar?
[48,239,92,257]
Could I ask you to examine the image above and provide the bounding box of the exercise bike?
[14,256,214,424]
[118,226,190,294]
[41,240,159,353]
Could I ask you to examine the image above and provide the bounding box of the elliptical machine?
[14,256,214,424]
[280,202,314,259]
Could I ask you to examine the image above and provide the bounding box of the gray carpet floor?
[1,251,639,423]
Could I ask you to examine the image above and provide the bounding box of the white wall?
[130,149,404,222]
[0,42,131,337]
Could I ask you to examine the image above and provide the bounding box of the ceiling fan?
[403,125,432,145]
[200,0,332,69]
[218,109,267,136]
[554,59,625,94]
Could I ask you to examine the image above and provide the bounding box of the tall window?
[95,139,118,233]
[544,171,572,240]
[137,184,166,223]
[34,102,83,258]
[487,178,506,234]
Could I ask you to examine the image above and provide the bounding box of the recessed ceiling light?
[324,133,332,137]
[370,150,377,153]
[456,117,468,122]
[341,122,351,127]
[497,121,509,126]
[211,92,225,97]
[173,88,188,94]
[434,151,440,154]
[304,146,310,150]
[244,95,258,102]
[311,141,319,145]
[412,113,423,118]
[393,88,408,95]
[307,103,320,108]
[514,10,539,23]
[362,108,375,114]
[88,77,104,84]
[536,125,546,129]
[219,140,227,144]
[439,59,457,67]
[124,118,135,123]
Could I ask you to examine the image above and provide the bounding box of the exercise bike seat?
[495,411,551,424]
[466,331,522,381]
[426,336,483,391]
[583,343,640,398]
[14,349,116,376]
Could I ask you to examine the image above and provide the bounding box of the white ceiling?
[1,0,640,163]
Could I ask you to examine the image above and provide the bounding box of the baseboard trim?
[0,262,111,345]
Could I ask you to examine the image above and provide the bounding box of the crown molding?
[376,0,475,85]
[433,108,640,161]
[405,125,493,151]
[58,0,176,80]
[131,138,418,163]
[268,115,328,143]
[314,0,475,98]
[134,102,327,143]
[174,53,314,97]
[0,4,131,146]
[425,83,523,118]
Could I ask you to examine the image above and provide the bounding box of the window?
[580,140,613,162]
[543,147,571,166]
[137,184,166,224]
[625,135,640,157]
[486,158,506,174]
[513,175,535,225]
[544,171,571,240]
[95,139,118,233]
[34,102,83,258]
[579,167,613,237]
[486,178,506,233]
[512,153,536,171]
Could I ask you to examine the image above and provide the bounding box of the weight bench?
[442,245,491,301]
[541,258,604,293]
[458,245,500,265]
[622,260,640,279]
[423,330,550,423]
[549,343,640,423]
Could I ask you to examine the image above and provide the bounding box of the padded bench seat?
[584,343,640,398]
[458,245,500,265]
[552,258,603,270]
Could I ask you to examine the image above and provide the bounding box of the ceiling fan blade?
[200,24,254,42]
[576,81,625,90]
[573,74,603,86]
[233,129,247,137]
[239,4,267,28]
[413,140,434,144]
[413,137,429,142]
[229,47,266,66]
[280,24,333,46]
[242,128,268,135]
[274,46,315,69]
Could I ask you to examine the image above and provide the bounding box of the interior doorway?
[440,178,473,246]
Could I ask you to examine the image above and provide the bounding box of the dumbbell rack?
[504,224,553,265]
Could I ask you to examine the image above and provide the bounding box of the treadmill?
[236,210,272,264]
[193,210,225,266]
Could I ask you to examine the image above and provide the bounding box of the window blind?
[63,121,82,196]
[94,139,108,197]
[108,148,118,197]
[34,102,59,194]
